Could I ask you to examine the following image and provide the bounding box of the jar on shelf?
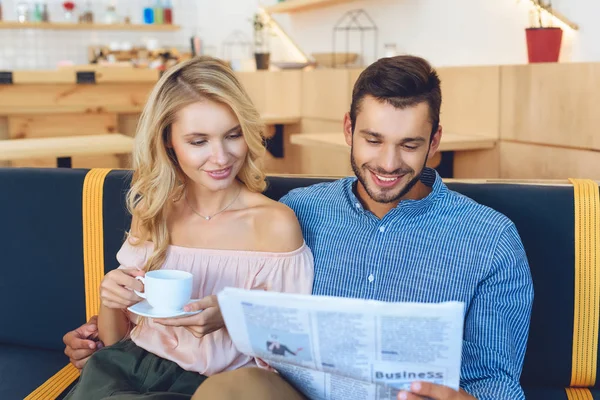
[384,43,398,58]
[80,1,93,23]
[104,5,117,24]
[62,1,76,23]
[16,0,29,23]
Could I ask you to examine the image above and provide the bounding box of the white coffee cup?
[134,270,193,312]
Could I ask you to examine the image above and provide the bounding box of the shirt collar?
[344,167,447,216]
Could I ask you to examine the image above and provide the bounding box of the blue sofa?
[0,167,598,399]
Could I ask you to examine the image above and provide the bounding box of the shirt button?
[379,226,385,233]
[355,202,361,208]
[368,274,375,283]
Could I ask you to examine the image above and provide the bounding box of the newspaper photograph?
[217,287,465,400]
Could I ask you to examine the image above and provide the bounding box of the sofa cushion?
[0,343,77,400]
[0,168,89,351]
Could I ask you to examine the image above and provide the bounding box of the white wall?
[0,0,596,70]
[269,0,595,67]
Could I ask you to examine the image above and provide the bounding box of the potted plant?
[252,13,271,70]
[525,0,563,63]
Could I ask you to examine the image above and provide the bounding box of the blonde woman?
[64,56,313,400]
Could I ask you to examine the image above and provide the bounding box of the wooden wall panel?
[0,117,8,167]
[302,70,351,120]
[0,83,153,114]
[453,147,501,179]
[8,113,117,139]
[499,142,600,180]
[236,72,267,113]
[292,118,351,176]
[118,113,141,137]
[437,66,500,139]
[348,68,364,95]
[236,71,302,116]
[500,63,600,150]
[7,113,120,168]
[265,71,302,116]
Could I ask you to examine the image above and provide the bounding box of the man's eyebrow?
[359,130,427,144]
[359,129,384,139]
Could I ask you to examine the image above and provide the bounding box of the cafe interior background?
[0,0,598,181]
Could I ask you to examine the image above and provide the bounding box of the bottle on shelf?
[163,0,172,24]
[154,0,163,24]
[41,2,49,22]
[143,0,154,24]
[16,0,29,23]
[33,2,42,22]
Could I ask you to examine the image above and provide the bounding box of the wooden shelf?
[265,0,361,13]
[0,21,180,31]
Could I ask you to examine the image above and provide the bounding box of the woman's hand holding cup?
[100,268,146,309]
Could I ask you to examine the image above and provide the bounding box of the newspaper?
[217,287,464,400]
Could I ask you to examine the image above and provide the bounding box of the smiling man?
[276,55,534,400]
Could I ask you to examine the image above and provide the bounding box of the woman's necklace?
[184,186,242,221]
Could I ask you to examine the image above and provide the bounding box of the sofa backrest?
[0,168,598,392]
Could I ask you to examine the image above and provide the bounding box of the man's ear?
[428,124,442,160]
[343,112,353,147]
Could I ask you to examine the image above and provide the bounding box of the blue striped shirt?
[279,168,534,400]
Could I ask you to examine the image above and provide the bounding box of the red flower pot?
[525,27,563,63]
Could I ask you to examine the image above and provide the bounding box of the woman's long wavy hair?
[127,56,267,273]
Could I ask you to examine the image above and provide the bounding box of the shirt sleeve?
[460,223,534,400]
[251,246,314,295]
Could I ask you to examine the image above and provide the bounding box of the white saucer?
[128,299,203,319]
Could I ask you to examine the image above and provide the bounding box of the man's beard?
[350,149,428,204]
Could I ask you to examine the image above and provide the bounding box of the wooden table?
[0,134,134,168]
[260,114,301,159]
[290,132,497,178]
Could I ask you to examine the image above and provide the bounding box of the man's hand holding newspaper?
[217,287,468,400]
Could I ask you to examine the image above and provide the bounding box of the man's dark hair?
[349,55,442,138]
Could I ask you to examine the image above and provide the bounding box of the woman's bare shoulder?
[249,194,304,253]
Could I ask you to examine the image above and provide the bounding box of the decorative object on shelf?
[62,1,76,23]
[252,12,273,70]
[271,61,313,70]
[330,9,378,68]
[222,30,252,71]
[384,43,397,58]
[154,0,163,24]
[32,2,42,22]
[144,0,154,24]
[163,0,173,24]
[524,0,563,63]
[16,0,29,23]
[41,2,49,22]
[104,5,118,24]
[80,1,93,23]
